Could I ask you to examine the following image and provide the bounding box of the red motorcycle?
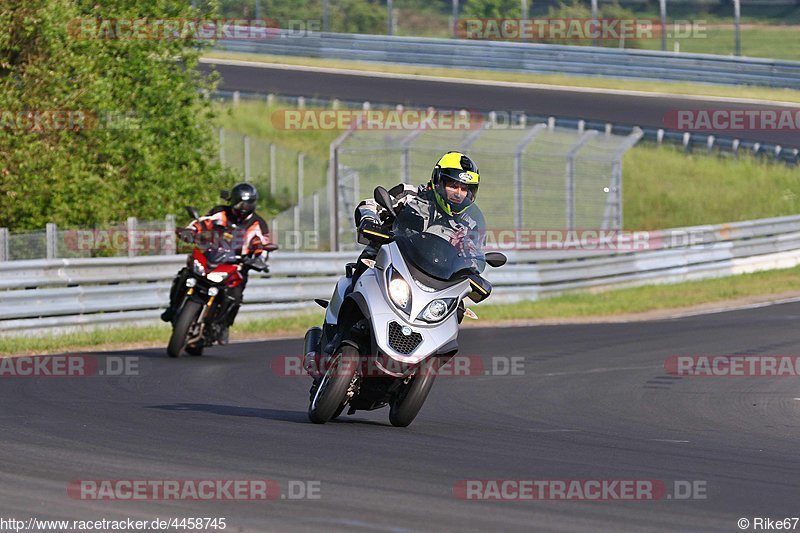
[167,208,277,358]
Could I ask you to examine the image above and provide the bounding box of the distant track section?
[200,59,800,150]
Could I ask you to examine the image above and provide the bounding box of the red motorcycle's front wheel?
[167,300,203,358]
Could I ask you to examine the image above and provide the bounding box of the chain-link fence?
[0,216,179,261]
[0,111,641,260]
[216,127,328,208]
[328,119,642,251]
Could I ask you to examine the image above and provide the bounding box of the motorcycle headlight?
[192,259,205,276]
[185,277,197,288]
[387,267,411,313]
[207,271,229,284]
[418,298,454,323]
[207,287,219,297]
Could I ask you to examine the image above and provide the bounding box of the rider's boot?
[303,326,323,380]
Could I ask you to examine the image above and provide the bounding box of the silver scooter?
[305,187,506,426]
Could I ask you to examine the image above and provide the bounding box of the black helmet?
[230,183,258,222]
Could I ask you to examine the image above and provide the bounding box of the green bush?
[0,0,237,231]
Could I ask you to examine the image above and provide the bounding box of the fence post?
[312,192,320,249]
[270,143,277,198]
[165,214,176,255]
[244,135,251,182]
[46,223,58,260]
[0,228,8,262]
[514,124,547,230]
[271,218,278,249]
[565,131,598,230]
[219,127,225,165]
[127,217,137,258]
[293,206,301,251]
[297,152,305,208]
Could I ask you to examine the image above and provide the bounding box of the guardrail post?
[219,127,225,165]
[0,228,8,262]
[297,152,305,208]
[244,135,251,182]
[165,214,176,255]
[46,223,57,259]
[272,218,278,249]
[127,217,137,258]
[269,143,277,198]
[233,91,240,106]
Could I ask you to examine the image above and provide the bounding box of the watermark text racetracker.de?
[0,355,140,378]
[67,479,321,501]
[665,355,800,377]
[456,18,707,41]
[454,479,708,501]
[270,109,531,131]
[68,18,323,40]
[273,354,526,378]
[481,229,706,252]
[664,108,800,132]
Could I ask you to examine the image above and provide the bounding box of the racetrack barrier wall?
[2,215,800,336]
[214,31,800,89]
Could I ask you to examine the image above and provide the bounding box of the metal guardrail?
[214,31,800,89]
[3,215,800,336]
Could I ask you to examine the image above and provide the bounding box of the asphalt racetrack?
[2,302,799,531]
[201,60,800,150]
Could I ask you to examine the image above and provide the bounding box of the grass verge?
[203,51,800,104]
[4,265,800,355]
[623,144,800,229]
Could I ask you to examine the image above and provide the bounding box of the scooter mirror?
[485,252,507,268]
[373,186,396,217]
[185,206,200,220]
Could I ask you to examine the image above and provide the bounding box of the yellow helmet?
[430,151,480,216]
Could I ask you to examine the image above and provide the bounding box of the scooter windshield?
[392,206,486,282]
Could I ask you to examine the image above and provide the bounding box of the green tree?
[0,0,235,231]
[463,0,521,19]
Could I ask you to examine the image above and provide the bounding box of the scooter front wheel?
[308,346,359,424]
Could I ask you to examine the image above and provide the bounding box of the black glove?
[175,228,197,244]
[243,252,268,272]
[357,215,389,245]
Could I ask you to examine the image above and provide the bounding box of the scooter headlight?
[387,266,411,313]
[418,298,455,323]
